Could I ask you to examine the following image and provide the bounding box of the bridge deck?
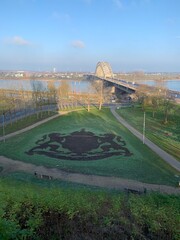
[86,74,180,98]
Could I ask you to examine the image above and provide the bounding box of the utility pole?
[143,111,146,144]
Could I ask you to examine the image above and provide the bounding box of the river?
[137,80,180,92]
[0,79,90,93]
[0,79,180,92]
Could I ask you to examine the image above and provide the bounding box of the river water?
[0,79,179,92]
[137,80,180,92]
[0,79,90,93]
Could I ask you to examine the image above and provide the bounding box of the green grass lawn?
[0,108,179,186]
[0,111,56,136]
[1,171,115,193]
[116,105,180,161]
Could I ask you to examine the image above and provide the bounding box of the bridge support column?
[111,86,116,94]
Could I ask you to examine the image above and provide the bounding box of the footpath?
[0,156,180,194]
[110,107,180,172]
[0,107,179,194]
[0,113,67,142]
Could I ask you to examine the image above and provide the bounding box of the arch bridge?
[86,62,136,94]
[95,62,114,79]
[85,61,179,98]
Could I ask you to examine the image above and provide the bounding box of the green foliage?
[0,179,179,239]
[129,193,180,239]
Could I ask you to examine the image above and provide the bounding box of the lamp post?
[143,111,146,144]
[2,113,5,142]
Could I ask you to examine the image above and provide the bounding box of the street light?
[2,113,5,143]
[143,111,146,144]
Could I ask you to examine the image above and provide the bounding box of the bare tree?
[91,80,104,110]
[160,97,175,124]
[0,90,14,129]
[47,80,57,104]
[57,81,71,111]
[154,80,175,123]
[150,96,160,118]
[31,80,45,119]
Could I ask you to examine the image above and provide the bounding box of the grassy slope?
[0,108,179,186]
[2,171,109,192]
[0,111,56,136]
[0,178,179,240]
[116,106,180,161]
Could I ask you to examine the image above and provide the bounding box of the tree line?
[0,80,111,127]
[135,83,178,124]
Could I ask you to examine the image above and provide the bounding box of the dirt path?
[111,107,180,172]
[0,156,180,195]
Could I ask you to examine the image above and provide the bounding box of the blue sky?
[0,0,180,72]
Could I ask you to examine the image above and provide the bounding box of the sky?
[0,0,180,72]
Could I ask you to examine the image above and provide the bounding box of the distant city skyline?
[0,0,180,72]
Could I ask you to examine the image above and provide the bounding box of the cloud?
[113,0,123,9]
[71,40,85,48]
[5,36,31,46]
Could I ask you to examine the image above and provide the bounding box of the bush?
[0,180,179,239]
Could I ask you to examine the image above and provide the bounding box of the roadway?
[87,74,180,99]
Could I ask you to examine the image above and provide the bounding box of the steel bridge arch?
[95,62,114,79]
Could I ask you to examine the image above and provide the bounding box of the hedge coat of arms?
[26,129,132,160]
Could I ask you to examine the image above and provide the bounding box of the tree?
[148,87,161,118]
[91,80,104,110]
[47,81,57,104]
[160,98,175,124]
[151,96,160,118]
[57,81,71,111]
[135,84,151,111]
[31,81,45,119]
[154,80,175,124]
[7,88,17,125]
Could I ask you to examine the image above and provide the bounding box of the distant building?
[15,71,25,78]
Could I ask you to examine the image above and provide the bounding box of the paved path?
[0,107,179,194]
[0,156,180,195]
[0,113,67,142]
[111,107,180,172]
[0,108,85,142]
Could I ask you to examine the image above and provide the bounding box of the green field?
[0,108,179,186]
[116,105,180,161]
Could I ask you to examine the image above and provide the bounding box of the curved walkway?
[0,156,180,194]
[111,107,180,172]
[0,107,179,194]
[0,112,67,142]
